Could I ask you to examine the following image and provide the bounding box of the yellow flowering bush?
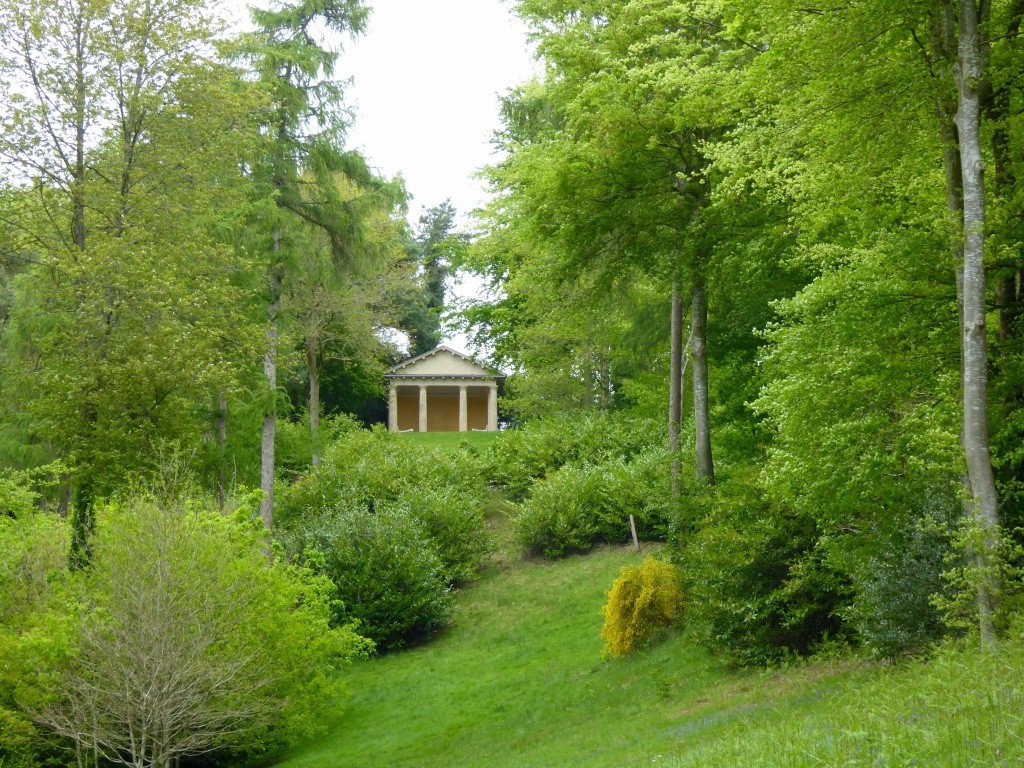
[600,556,683,656]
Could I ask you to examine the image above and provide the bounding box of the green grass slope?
[276,542,1024,767]
[275,546,851,768]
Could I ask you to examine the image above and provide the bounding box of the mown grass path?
[275,545,859,768]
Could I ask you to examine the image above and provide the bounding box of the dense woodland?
[2,0,1024,766]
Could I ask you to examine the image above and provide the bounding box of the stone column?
[419,384,428,433]
[487,382,498,431]
[388,384,398,432]
[458,384,468,432]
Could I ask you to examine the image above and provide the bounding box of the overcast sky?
[342,0,538,225]
[338,1,538,353]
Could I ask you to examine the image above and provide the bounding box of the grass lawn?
[274,545,868,768]
[398,430,502,451]
[275,534,1024,768]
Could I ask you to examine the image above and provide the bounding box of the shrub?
[10,494,371,767]
[481,411,663,500]
[0,468,70,768]
[514,447,671,558]
[280,502,454,651]
[844,498,956,658]
[601,557,683,656]
[677,480,850,665]
[279,426,491,584]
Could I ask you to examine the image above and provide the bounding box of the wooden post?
[629,514,641,553]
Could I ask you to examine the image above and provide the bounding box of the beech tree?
[471,0,779,483]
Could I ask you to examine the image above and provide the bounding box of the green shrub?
[514,447,671,558]
[843,493,956,658]
[677,480,850,665]
[275,412,363,480]
[601,556,683,656]
[6,493,371,767]
[280,502,454,651]
[482,411,663,500]
[0,477,70,768]
[279,425,491,584]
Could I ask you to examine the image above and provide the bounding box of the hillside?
[269,541,1023,767]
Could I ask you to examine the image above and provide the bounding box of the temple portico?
[385,346,503,433]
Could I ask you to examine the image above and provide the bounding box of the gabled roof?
[385,344,504,379]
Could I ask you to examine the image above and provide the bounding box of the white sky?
[340,0,538,354]
[342,0,537,225]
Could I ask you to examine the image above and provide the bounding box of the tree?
[0,0,262,521]
[239,0,378,529]
[472,0,773,482]
[20,495,371,768]
[722,0,1024,644]
[404,200,463,355]
[283,175,408,465]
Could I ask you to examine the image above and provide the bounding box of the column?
[388,384,398,432]
[486,382,498,432]
[419,384,428,432]
[458,384,468,432]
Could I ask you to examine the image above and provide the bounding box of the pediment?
[386,345,500,379]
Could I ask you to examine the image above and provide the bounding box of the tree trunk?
[690,279,714,485]
[72,12,87,253]
[216,390,227,510]
[955,0,999,646]
[306,335,321,467]
[259,234,282,531]
[669,282,683,497]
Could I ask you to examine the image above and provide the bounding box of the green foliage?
[600,556,683,656]
[514,448,671,558]
[4,493,371,766]
[843,497,957,659]
[677,480,850,665]
[280,426,492,584]
[401,200,464,355]
[931,518,1024,637]
[274,412,363,480]
[482,411,663,501]
[0,473,69,768]
[279,501,453,651]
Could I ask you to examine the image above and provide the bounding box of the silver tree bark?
[691,280,714,485]
[955,0,999,646]
[259,234,282,531]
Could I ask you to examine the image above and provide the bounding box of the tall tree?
[283,174,408,465]
[474,0,770,482]
[404,200,462,355]
[0,0,261,511]
[239,0,371,529]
